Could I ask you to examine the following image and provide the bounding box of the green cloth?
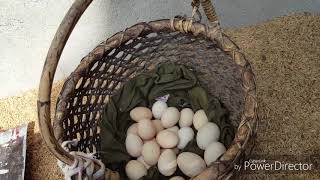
[99,63,235,179]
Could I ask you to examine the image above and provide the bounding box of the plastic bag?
[0,124,27,180]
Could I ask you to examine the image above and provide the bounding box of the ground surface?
[0,14,319,179]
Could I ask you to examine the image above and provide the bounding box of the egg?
[193,110,209,130]
[125,160,147,180]
[127,123,138,135]
[152,120,164,133]
[125,134,143,157]
[158,149,177,176]
[137,156,151,169]
[177,152,206,177]
[161,107,180,128]
[167,126,179,135]
[161,147,179,154]
[152,101,168,119]
[204,141,226,166]
[156,130,179,148]
[143,138,156,144]
[169,176,185,180]
[177,127,194,149]
[138,119,156,140]
[179,108,194,127]
[130,107,152,122]
[196,122,220,150]
[141,140,161,165]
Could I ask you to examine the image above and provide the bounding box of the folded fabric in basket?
[99,63,235,179]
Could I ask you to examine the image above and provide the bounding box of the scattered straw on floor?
[0,14,319,179]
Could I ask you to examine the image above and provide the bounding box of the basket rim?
[52,18,258,179]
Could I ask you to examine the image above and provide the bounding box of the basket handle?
[38,0,219,168]
[38,0,93,166]
[192,0,219,23]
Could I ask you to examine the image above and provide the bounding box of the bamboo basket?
[37,0,258,179]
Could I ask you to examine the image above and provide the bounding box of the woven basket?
[38,0,258,179]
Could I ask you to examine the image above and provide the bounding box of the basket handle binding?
[192,0,219,23]
[37,0,219,170]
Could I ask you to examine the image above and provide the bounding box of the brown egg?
[141,140,161,165]
[179,108,194,127]
[156,130,179,148]
[138,119,156,140]
[130,107,152,122]
[125,134,143,157]
[161,107,180,128]
[125,160,147,180]
[152,120,164,133]
[193,110,209,130]
[127,123,138,135]
[158,149,177,176]
[177,152,206,177]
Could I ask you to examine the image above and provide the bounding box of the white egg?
[130,107,152,122]
[156,130,179,148]
[158,149,177,176]
[127,123,138,135]
[179,108,194,127]
[161,107,180,128]
[137,156,151,169]
[141,140,161,165]
[152,101,168,119]
[167,126,179,135]
[169,176,185,180]
[138,119,156,140]
[152,120,164,133]
[125,134,143,157]
[193,110,209,130]
[125,160,147,180]
[177,127,194,149]
[204,141,226,166]
[196,122,220,150]
[177,152,206,177]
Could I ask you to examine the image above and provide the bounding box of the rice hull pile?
[226,14,320,179]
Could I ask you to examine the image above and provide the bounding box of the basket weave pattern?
[38,0,258,179]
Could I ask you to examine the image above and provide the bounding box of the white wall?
[0,0,319,98]
[0,0,190,98]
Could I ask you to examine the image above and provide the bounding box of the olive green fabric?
[99,63,235,179]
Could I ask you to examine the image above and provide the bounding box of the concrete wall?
[0,0,320,98]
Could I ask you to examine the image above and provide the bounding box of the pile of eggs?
[125,101,227,180]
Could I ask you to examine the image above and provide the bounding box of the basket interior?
[56,30,244,155]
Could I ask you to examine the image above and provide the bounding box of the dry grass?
[0,14,319,179]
